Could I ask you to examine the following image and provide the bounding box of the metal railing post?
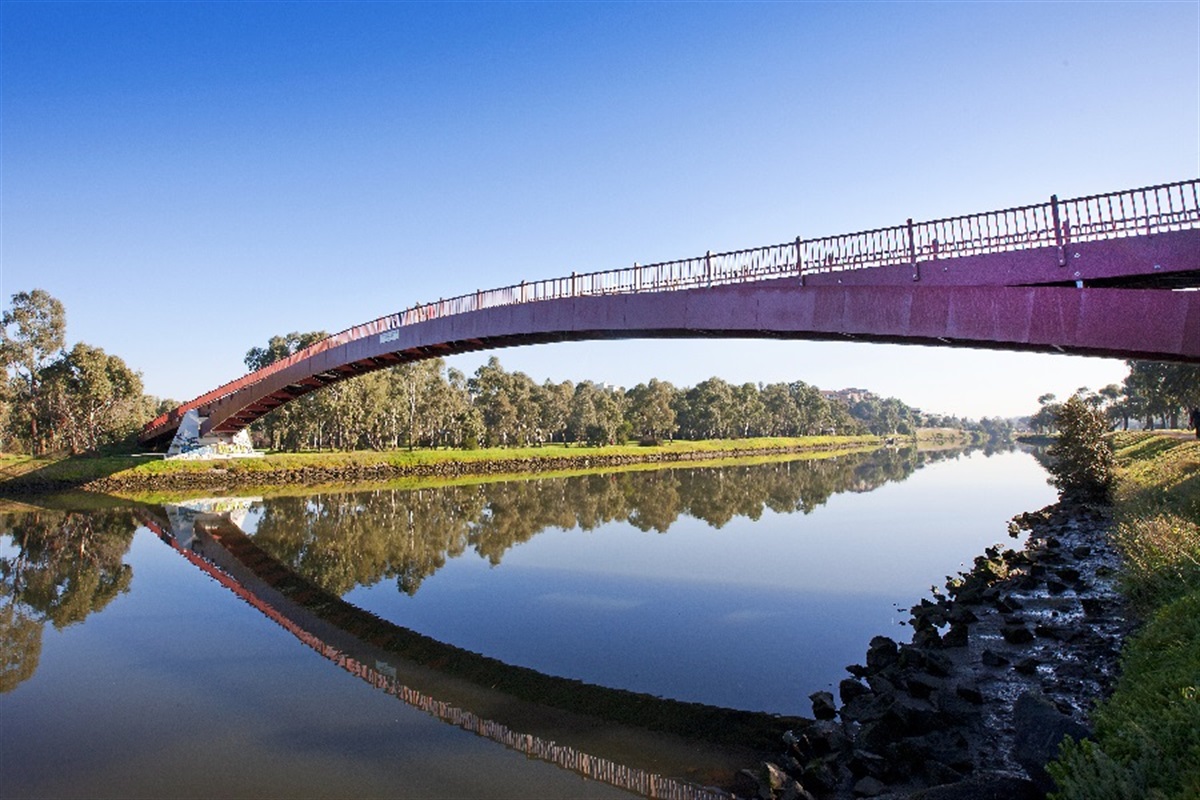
[795,236,804,285]
[705,250,712,286]
[1051,194,1066,266]
[907,218,919,281]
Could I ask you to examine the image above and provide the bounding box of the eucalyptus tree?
[39,343,144,454]
[731,383,767,437]
[759,383,798,436]
[677,377,736,439]
[0,290,65,453]
[537,379,573,444]
[469,357,520,446]
[625,379,678,441]
[789,382,832,435]
[385,359,452,449]
[244,331,329,450]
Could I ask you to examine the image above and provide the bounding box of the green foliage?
[1048,395,1114,500]
[1050,434,1200,800]
[248,449,924,597]
[1,291,160,455]
[1050,590,1200,800]
[0,509,137,692]
[1109,436,1200,610]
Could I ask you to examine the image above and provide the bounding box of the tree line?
[23,287,1187,457]
[1028,361,1200,434]
[252,447,954,596]
[240,330,994,452]
[0,290,165,455]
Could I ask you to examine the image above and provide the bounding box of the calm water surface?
[0,446,1055,799]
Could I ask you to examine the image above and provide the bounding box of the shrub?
[1048,395,1114,501]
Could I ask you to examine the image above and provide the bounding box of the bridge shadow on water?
[2,446,995,796]
[138,503,801,798]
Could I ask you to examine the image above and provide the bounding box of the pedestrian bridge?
[141,179,1200,450]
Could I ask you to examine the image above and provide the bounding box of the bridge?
[139,500,796,796]
[141,179,1200,451]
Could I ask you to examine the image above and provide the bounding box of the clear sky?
[2,1,1196,420]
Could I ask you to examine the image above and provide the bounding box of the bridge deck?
[141,179,1200,448]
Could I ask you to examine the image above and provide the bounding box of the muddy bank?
[750,499,1131,800]
[75,442,880,495]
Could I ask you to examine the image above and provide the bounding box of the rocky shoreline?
[751,498,1132,800]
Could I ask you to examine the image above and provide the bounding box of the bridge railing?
[141,178,1199,439]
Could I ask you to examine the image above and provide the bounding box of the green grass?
[1049,433,1200,800]
[0,435,884,497]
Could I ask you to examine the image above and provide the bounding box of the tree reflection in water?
[251,447,979,598]
[0,509,136,692]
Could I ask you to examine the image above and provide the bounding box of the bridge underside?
[140,279,1200,450]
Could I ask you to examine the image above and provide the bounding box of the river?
[0,445,1056,799]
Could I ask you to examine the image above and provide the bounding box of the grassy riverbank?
[0,434,891,498]
[1050,432,1200,800]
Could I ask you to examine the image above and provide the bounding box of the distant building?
[820,388,874,405]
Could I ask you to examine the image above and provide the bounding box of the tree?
[244,331,328,372]
[626,379,678,441]
[469,357,520,447]
[1029,393,1062,434]
[40,343,145,453]
[1,290,66,453]
[1048,394,1114,501]
[1122,361,1200,430]
[537,380,574,444]
[677,378,735,439]
[243,332,329,450]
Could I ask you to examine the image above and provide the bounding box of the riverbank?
[754,432,1198,800]
[0,435,894,497]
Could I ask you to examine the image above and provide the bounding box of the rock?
[980,649,1009,667]
[1014,656,1040,675]
[852,775,888,797]
[993,594,1023,612]
[848,748,887,778]
[905,772,1042,799]
[1012,692,1091,793]
[1056,567,1082,583]
[840,677,871,705]
[948,605,979,624]
[942,622,969,648]
[912,626,943,649]
[866,636,900,672]
[760,760,815,800]
[1080,597,1105,617]
[955,683,984,705]
[810,690,838,720]
[1002,623,1035,644]
[906,673,941,700]
[867,673,899,696]
[1035,623,1064,640]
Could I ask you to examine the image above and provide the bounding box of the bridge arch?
[141,180,1200,450]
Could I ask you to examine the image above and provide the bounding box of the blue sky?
[2,1,1197,419]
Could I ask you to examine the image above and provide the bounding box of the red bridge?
[141,179,1200,450]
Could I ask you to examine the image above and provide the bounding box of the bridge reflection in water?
[141,500,807,798]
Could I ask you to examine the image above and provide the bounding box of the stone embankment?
[753,499,1131,800]
[82,442,874,495]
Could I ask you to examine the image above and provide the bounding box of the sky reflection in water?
[241,447,1055,715]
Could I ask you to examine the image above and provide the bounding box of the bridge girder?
[139,226,1200,450]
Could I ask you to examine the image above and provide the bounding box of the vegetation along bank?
[0,435,894,497]
[752,419,1198,800]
